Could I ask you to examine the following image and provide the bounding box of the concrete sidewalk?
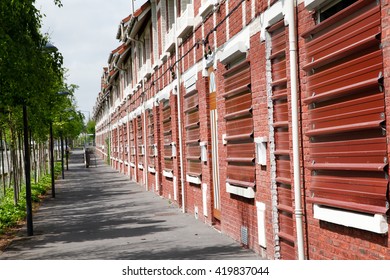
[0,149,260,260]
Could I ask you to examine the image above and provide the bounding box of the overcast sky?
[35,0,146,119]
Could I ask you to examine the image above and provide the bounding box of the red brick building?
[93,0,390,259]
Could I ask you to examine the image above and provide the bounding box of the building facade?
[93,0,390,260]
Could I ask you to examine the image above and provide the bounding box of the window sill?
[186,174,201,185]
[163,169,174,178]
[313,204,388,234]
[226,182,255,199]
[148,166,156,174]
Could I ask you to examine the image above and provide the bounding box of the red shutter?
[113,128,118,159]
[129,119,136,164]
[223,60,255,188]
[137,115,144,167]
[123,122,128,158]
[147,110,155,169]
[302,0,388,214]
[184,89,201,178]
[162,100,173,171]
[269,20,295,260]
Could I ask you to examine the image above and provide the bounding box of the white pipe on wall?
[174,0,186,213]
[143,80,149,191]
[286,0,305,260]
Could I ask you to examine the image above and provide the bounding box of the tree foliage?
[0,0,85,232]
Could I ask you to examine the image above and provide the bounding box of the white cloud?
[35,0,146,116]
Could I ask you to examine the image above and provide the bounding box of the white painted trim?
[182,64,198,90]
[200,141,207,162]
[129,162,135,168]
[219,27,250,64]
[163,169,174,178]
[226,183,255,199]
[313,204,388,234]
[134,105,143,117]
[148,166,156,173]
[255,137,268,166]
[145,97,155,110]
[138,163,144,170]
[256,201,267,248]
[199,0,218,18]
[260,0,285,41]
[173,176,178,201]
[155,83,172,103]
[186,174,202,185]
[155,172,159,191]
[202,183,208,217]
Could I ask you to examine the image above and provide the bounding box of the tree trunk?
[4,130,11,189]
[11,129,18,204]
[1,130,6,197]
[18,130,24,192]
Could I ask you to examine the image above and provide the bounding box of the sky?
[35,0,146,119]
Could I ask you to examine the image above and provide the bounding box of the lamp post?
[24,42,59,236]
[50,91,70,197]
[60,115,64,179]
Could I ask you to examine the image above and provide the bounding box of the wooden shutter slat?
[226,178,255,188]
[306,119,383,136]
[224,108,252,120]
[185,139,200,145]
[227,157,255,163]
[307,162,387,172]
[184,104,198,113]
[222,84,250,99]
[187,155,201,160]
[307,197,387,214]
[224,132,253,142]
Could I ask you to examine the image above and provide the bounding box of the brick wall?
[95,0,390,260]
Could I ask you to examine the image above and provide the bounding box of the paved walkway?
[0,149,260,260]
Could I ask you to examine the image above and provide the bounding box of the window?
[167,0,175,30]
[184,88,201,183]
[318,0,358,22]
[125,60,132,87]
[162,99,173,173]
[137,115,144,168]
[303,0,388,216]
[129,119,136,165]
[147,110,155,170]
[138,43,143,70]
[222,58,255,193]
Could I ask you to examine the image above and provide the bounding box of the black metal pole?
[23,105,33,236]
[60,129,64,180]
[65,137,69,171]
[50,121,55,198]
